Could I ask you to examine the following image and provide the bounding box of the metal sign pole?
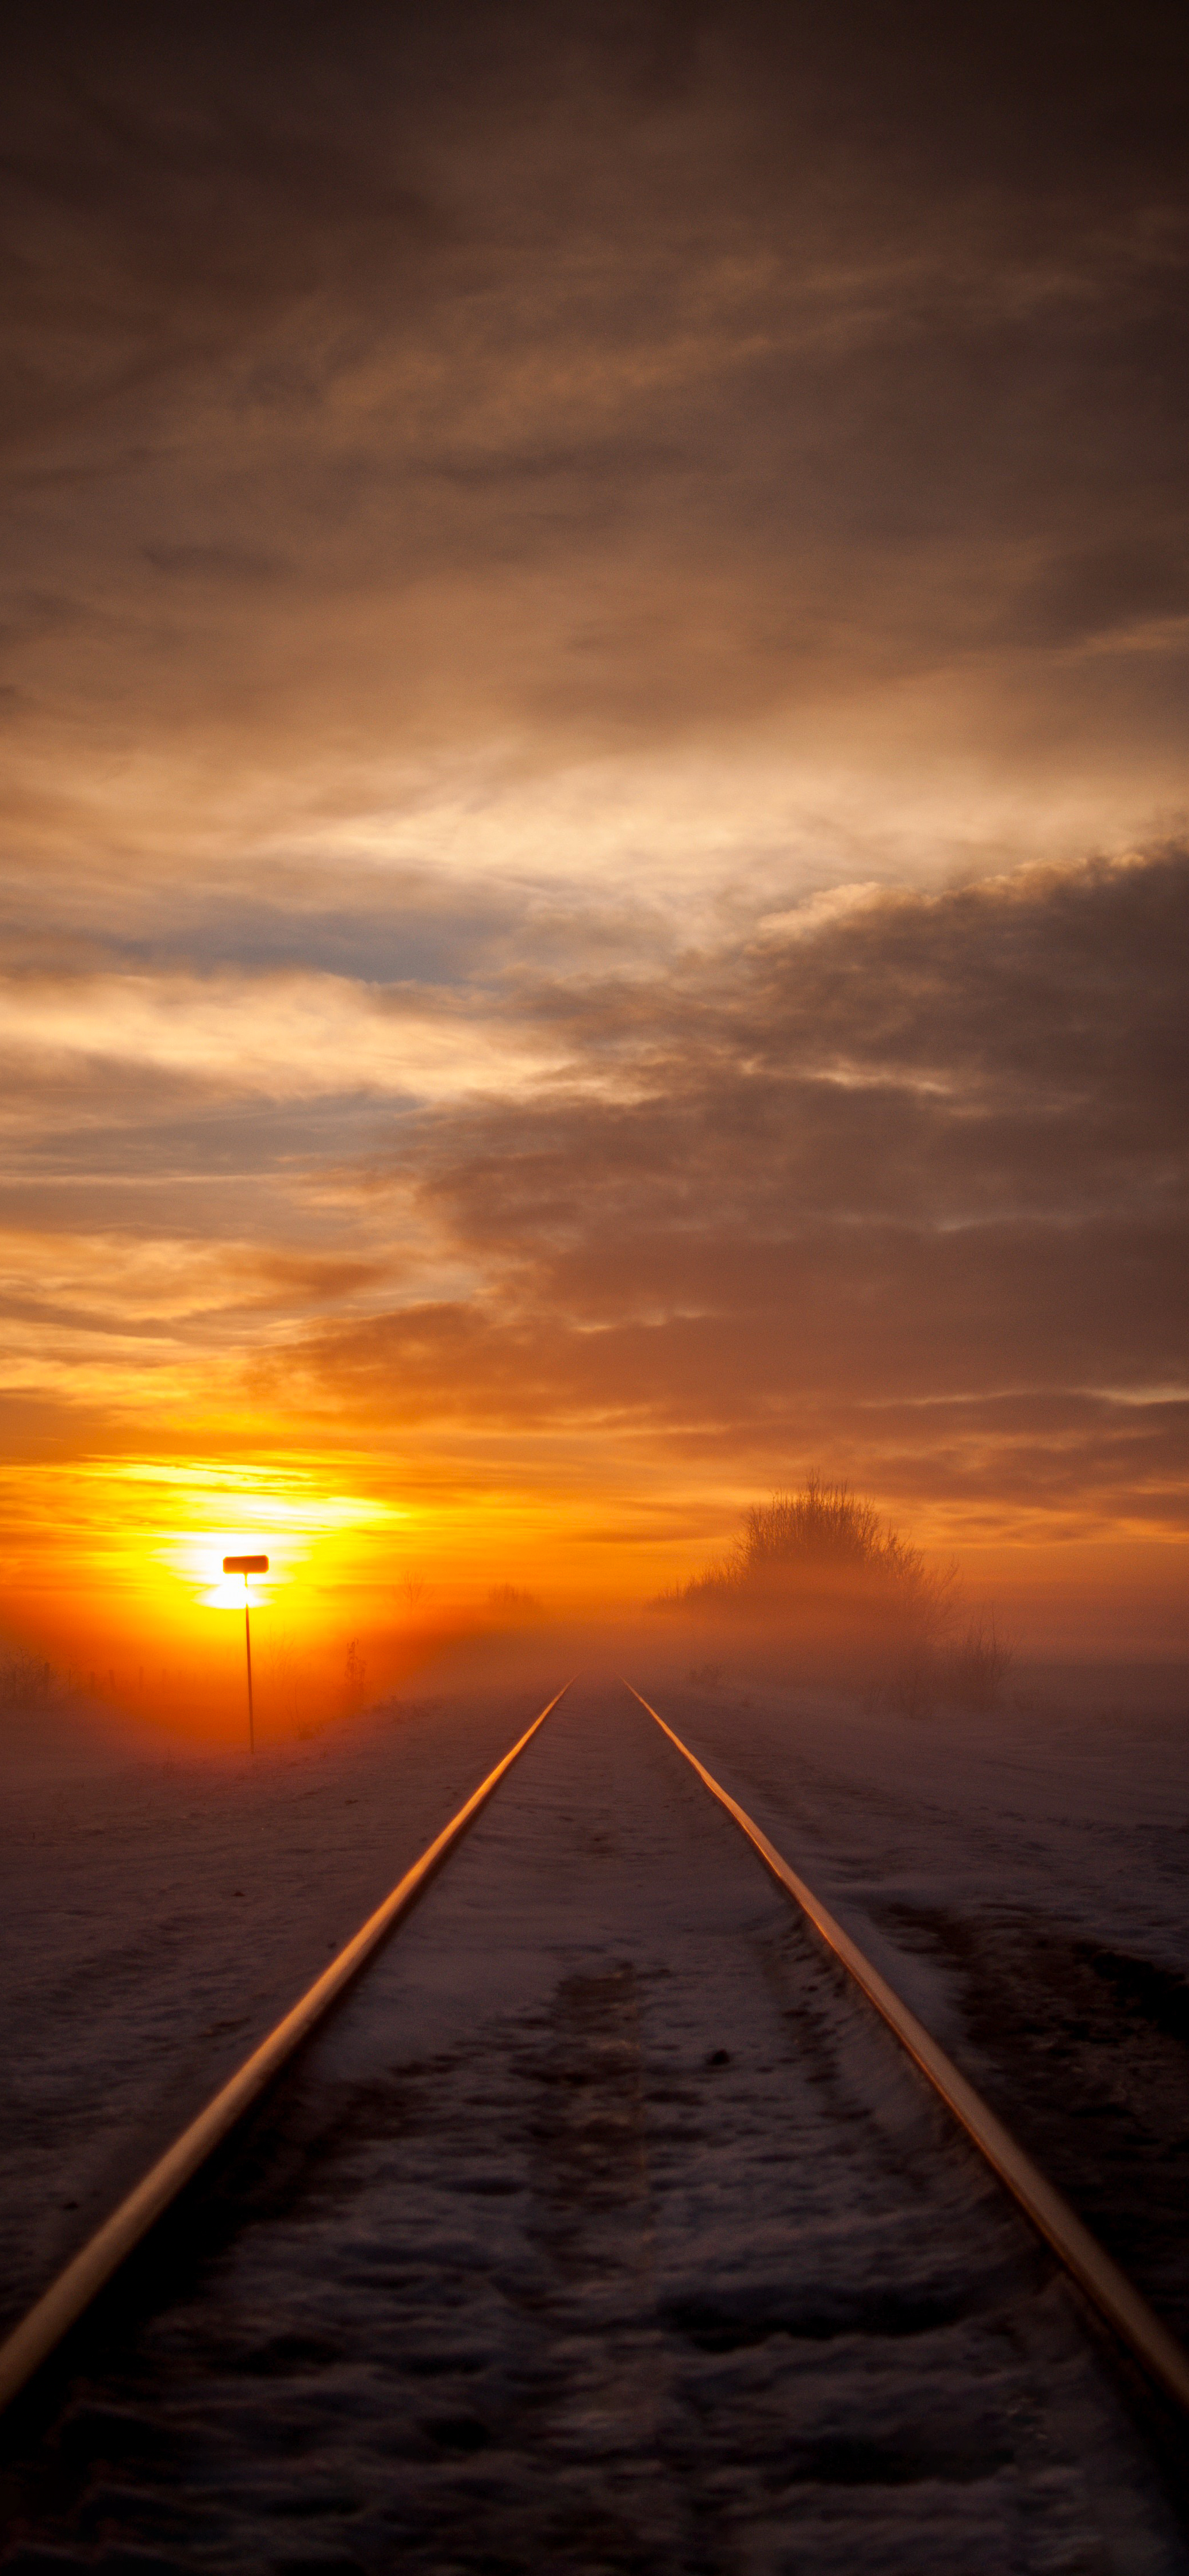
[244,1583,254,1754]
[223,1553,269,1753]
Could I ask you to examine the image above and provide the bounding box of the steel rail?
[0,1680,574,2420]
[624,1680,1189,2422]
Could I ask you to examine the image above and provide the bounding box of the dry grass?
[0,1647,56,1707]
[942,1616,1014,1710]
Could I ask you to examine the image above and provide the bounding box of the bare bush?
[659,1474,981,1705]
[658,1477,1015,1715]
[675,1475,954,1634]
[881,1616,1012,1717]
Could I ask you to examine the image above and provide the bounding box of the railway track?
[2,1677,1187,2572]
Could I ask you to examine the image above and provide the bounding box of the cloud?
[2,0,1186,874]
[0,969,570,1101]
[273,845,1189,1534]
[1,5,1186,1624]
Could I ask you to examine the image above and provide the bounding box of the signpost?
[223,1555,269,1752]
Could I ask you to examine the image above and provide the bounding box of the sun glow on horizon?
[156,1471,404,1611]
[0,1449,444,1744]
[1,1449,409,1641]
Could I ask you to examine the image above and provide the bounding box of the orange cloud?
[2,6,1186,1702]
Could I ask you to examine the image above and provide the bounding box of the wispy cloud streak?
[1,4,1186,1641]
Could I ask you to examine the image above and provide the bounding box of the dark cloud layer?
[285,847,1189,1530]
[1,5,1186,1625]
[3,0,1187,802]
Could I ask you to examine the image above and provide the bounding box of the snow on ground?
[2,1660,1188,2570]
[648,1660,1189,1987]
[0,1679,555,2340]
[644,1657,1189,2349]
[3,1679,1184,2574]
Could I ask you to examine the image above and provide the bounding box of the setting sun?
[2,14,1187,2566]
[0,0,1184,1719]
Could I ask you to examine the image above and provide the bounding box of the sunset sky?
[2,1,1187,1698]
